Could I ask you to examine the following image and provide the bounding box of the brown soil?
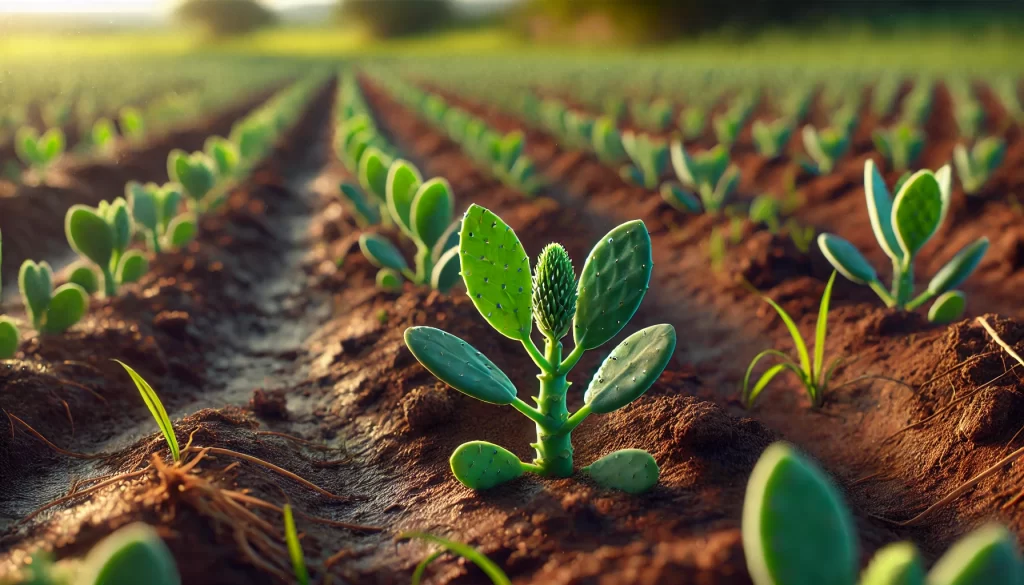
[0,70,1022,585]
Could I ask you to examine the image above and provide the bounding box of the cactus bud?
[532,243,576,340]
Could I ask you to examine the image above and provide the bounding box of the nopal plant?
[619,131,669,189]
[953,136,1006,195]
[357,159,461,292]
[800,125,850,175]
[873,123,925,172]
[203,136,240,179]
[744,442,1023,585]
[166,149,216,211]
[65,200,148,298]
[0,231,20,358]
[818,160,988,324]
[126,181,197,254]
[752,118,794,160]
[15,127,65,172]
[404,204,676,493]
[18,259,89,335]
[661,141,740,214]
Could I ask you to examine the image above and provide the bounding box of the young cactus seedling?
[119,106,145,143]
[679,105,707,141]
[592,117,627,164]
[127,181,196,254]
[620,131,669,189]
[817,160,988,323]
[713,109,746,150]
[166,149,216,211]
[800,125,850,175]
[0,231,20,358]
[631,98,673,133]
[661,141,740,214]
[66,200,148,298]
[742,271,839,409]
[19,259,89,334]
[404,204,676,493]
[91,118,117,154]
[953,136,1006,195]
[15,127,65,173]
[357,159,461,292]
[204,135,240,179]
[743,442,1023,585]
[752,118,794,159]
[872,123,925,172]
[339,181,381,227]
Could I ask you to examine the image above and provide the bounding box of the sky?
[0,0,335,14]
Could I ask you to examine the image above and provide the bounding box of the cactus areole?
[404,204,676,493]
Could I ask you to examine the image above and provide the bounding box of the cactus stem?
[101,265,117,299]
[532,338,574,478]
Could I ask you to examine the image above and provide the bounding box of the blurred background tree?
[174,0,277,37]
[337,0,455,38]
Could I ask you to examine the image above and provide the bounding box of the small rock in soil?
[250,388,289,420]
[153,310,191,340]
[957,388,1024,444]
[402,385,455,432]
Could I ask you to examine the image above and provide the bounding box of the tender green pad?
[430,220,461,264]
[818,233,878,285]
[864,160,902,261]
[386,159,422,232]
[928,291,967,325]
[449,441,524,490]
[359,234,409,272]
[359,148,391,203]
[339,182,380,226]
[585,324,676,414]
[584,449,660,494]
[742,442,857,585]
[166,214,197,249]
[404,326,517,405]
[127,182,159,231]
[459,204,533,341]
[376,268,403,292]
[42,284,88,334]
[175,153,215,202]
[40,128,65,162]
[109,199,133,252]
[859,542,925,585]
[117,251,148,285]
[69,262,101,295]
[19,260,53,324]
[660,184,702,213]
[927,237,989,295]
[66,205,114,268]
[892,171,942,260]
[411,179,454,249]
[431,247,462,293]
[158,186,183,231]
[0,318,19,359]
[928,524,1022,585]
[79,523,181,585]
[574,220,653,350]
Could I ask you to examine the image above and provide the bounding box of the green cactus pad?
[450,441,525,490]
[411,179,454,249]
[459,204,533,341]
[430,219,461,264]
[928,524,1022,585]
[359,233,409,272]
[159,186,183,232]
[117,251,148,285]
[532,244,577,340]
[166,214,197,249]
[431,247,461,293]
[19,260,53,327]
[859,542,925,585]
[109,199,133,252]
[128,182,159,232]
[574,220,653,350]
[172,152,215,203]
[78,523,181,585]
[892,171,942,260]
[376,268,403,292]
[386,159,422,233]
[41,284,88,334]
[584,324,676,414]
[742,442,857,585]
[358,148,391,203]
[67,262,100,295]
[66,205,114,268]
[926,237,989,296]
[927,291,966,324]
[0,317,18,359]
[818,234,878,285]
[339,182,380,226]
[660,184,702,213]
[864,160,902,261]
[404,326,517,404]
[584,449,659,494]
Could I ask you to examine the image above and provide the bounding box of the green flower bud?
[532,243,577,340]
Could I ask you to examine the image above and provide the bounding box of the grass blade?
[400,532,511,585]
[759,294,812,377]
[742,349,793,407]
[412,550,445,585]
[812,271,838,381]
[114,359,180,462]
[283,504,309,585]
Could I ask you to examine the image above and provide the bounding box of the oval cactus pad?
[584,324,676,414]
[584,449,659,494]
[404,327,517,405]
[450,441,525,490]
[459,204,533,340]
[743,442,857,585]
[574,220,653,350]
